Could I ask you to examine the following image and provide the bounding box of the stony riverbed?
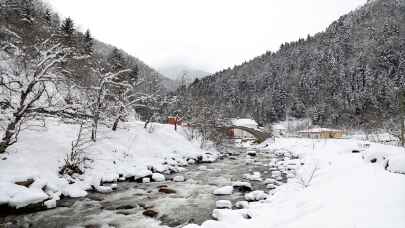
[0,145,298,228]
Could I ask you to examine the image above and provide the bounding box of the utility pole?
[400,91,405,147]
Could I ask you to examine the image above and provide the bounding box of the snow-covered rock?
[216,200,232,209]
[198,165,208,171]
[213,186,233,195]
[287,173,295,178]
[3,183,49,209]
[387,154,405,174]
[266,184,276,190]
[232,181,253,191]
[271,170,281,177]
[128,169,152,180]
[173,175,185,182]
[243,172,262,181]
[0,119,218,210]
[235,201,249,209]
[142,177,151,183]
[245,190,268,201]
[94,185,113,194]
[151,173,166,182]
[247,150,257,156]
[263,178,275,184]
[62,183,87,198]
[44,199,57,209]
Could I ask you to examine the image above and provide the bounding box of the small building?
[273,124,287,136]
[167,116,182,126]
[298,128,343,139]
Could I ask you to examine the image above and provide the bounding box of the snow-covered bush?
[295,161,319,188]
[59,122,89,176]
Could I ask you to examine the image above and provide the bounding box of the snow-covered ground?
[185,138,405,228]
[2,121,405,228]
[0,119,217,209]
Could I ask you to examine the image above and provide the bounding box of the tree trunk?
[0,114,23,153]
[91,119,98,142]
[112,118,119,131]
[144,116,151,129]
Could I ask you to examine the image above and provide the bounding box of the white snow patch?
[151,173,166,182]
[213,186,233,195]
[216,200,232,209]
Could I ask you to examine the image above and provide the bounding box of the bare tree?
[83,64,132,141]
[0,34,79,153]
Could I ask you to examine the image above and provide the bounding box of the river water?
[0,145,290,228]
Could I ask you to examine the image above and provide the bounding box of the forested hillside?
[0,0,174,153]
[183,0,404,129]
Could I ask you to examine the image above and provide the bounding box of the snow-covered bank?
[0,119,217,209]
[185,138,405,228]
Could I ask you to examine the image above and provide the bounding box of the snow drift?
[0,119,217,209]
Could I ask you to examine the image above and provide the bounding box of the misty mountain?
[158,64,209,82]
[182,0,404,129]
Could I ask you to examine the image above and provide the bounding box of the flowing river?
[0,144,291,228]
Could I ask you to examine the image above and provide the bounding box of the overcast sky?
[46,0,367,73]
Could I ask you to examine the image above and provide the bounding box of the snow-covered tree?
[0,34,77,153]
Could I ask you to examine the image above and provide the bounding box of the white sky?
[46,0,367,73]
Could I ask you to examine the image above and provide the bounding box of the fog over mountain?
[158,64,209,81]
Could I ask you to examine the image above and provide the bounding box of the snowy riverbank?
[0,119,218,210]
[185,138,405,228]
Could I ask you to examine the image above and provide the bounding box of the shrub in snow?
[213,186,233,195]
[173,176,185,182]
[245,190,268,201]
[60,122,88,176]
[151,173,165,182]
[296,162,319,188]
[216,200,232,209]
[235,201,249,209]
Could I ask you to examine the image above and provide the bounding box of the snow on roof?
[273,124,287,130]
[298,128,342,133]
[231,118,258,128]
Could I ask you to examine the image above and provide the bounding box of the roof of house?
[273,124,287,130]
[298,128,343,133]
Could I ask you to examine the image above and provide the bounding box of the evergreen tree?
[83,29,93,54]
[61,17,74,36]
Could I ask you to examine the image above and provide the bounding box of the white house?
[298,128,344,139]
[272,124,287,136]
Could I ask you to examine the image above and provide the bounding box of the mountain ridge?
[183,0,404,129]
